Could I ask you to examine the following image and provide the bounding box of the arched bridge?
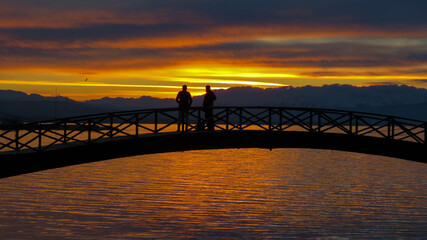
[1,107,426,178]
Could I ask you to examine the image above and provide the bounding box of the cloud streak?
[1,39,425,72]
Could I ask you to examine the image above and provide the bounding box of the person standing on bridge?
[203,85,216,130]
[176,85,192,132]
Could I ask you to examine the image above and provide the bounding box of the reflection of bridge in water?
[1,107,426,178]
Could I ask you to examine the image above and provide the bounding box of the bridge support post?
[226,107,229,131]
[135,113,139,137]
[154,110,158,133]
[239,108,243,130]
[63,122,68,143]
[87,119,92,144]
[387,117,395,140]
[425,122,427,145]
[14,129,19,151]
[354,116,359,136]
[309,111,313,132]
[109,114,114,138]
[38,125,42,152]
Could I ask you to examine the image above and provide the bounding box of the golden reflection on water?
[0,148,426,239]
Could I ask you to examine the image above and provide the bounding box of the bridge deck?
[1,130,426,179]
[1,107,426,178]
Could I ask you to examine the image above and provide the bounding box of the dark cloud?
[0,46,176,70]
[0,0,426,73]
[391,68,427,76]
[406,52,427,62]
[1,39,426,71]
[0,23,200,42]
[176,40,427,68]
[120,0,427,28]
[411,79,427,84]
[3,1,427,33]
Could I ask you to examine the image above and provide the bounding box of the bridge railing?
[0,107,426,153]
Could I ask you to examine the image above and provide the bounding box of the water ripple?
[0,149,426,239]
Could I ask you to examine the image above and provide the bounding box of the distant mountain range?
[1,84,427,122]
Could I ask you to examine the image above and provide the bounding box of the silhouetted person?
[176,85,192,132]
[203,85,216,130]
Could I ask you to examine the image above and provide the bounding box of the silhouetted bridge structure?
[1,107,426,178]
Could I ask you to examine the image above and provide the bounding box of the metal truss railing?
[0,107,426,153]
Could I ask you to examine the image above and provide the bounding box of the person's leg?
[205,108,214,130]
[184,110,189,131]
[177,110,183,132]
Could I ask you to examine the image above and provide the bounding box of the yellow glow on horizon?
[168,78,287,87]
[0,79,228,100]
[51,91,190,100]
[0,80,214,90]
[177,66,299,79]
[113,65,295,88]
[87,66,292,90]
[2,63,427,101]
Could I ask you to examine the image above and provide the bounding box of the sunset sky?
[1,0,426,100]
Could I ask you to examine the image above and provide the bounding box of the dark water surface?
[0,149,426,239]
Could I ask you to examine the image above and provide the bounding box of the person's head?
[205,85,211,92]
[182,85,187,91]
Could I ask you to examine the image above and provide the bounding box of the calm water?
[0,149,426,239]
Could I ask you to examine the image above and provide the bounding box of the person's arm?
[176,92,180,103]
[189,93,193,106]
[203,94,207,106]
